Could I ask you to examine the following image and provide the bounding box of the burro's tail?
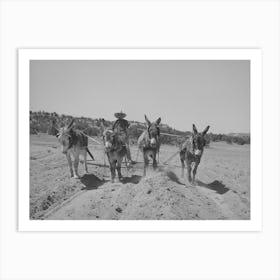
[86,147,94,160]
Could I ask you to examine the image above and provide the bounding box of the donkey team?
[56,112,210,185]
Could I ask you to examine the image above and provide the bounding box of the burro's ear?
[193,124,198,134]
[67,119,75,130]
[156,117,161,125]
[145,115,151,126]
[202,125,210,135]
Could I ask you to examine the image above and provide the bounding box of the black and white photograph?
[28,56,251,221]
[2,1,280,280]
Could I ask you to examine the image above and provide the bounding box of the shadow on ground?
[165,170,185,185]
[196,180,229,194]
[80,174,107,190]
[121,175,142,184]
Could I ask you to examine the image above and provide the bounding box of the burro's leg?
[192,160,200,185]
[116,158,123,181]
[66,153,74,177]
[143,152,149,177]
[187,161,192,184]
[152,151,157,170]
[125,142,132,162]
[179,151,185,178]
[73,151,80,179]
[110,159,116,183]
[120,134,132,164]
[83,148,89,174]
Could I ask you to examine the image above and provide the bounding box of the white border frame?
[18,48,262,232]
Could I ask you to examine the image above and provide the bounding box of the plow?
[81,130,184,172]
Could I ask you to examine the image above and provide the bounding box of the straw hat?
[114,111,127,119]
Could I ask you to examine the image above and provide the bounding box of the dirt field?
[30,133,250,220]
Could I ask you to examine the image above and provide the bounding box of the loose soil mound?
[47,169,248,220]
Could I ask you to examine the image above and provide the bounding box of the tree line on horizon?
[29,111,250,146]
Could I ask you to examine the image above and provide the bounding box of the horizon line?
[30,109,250,135]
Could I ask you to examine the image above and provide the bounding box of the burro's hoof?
[73,175,80,179]
[185,179,194,187]
[191,180,197,186]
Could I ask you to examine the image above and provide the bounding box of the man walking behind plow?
[112,111,135,166]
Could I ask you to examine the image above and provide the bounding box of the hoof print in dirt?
[147,190,152,194]
[115,207,122,213]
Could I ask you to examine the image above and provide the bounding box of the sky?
[30,60,250,134]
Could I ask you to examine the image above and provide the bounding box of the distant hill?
[29,111,250,145]
[228,133,250,137]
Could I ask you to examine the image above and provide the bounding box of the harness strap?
[68,135,74,149]
[68,130,87,149]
